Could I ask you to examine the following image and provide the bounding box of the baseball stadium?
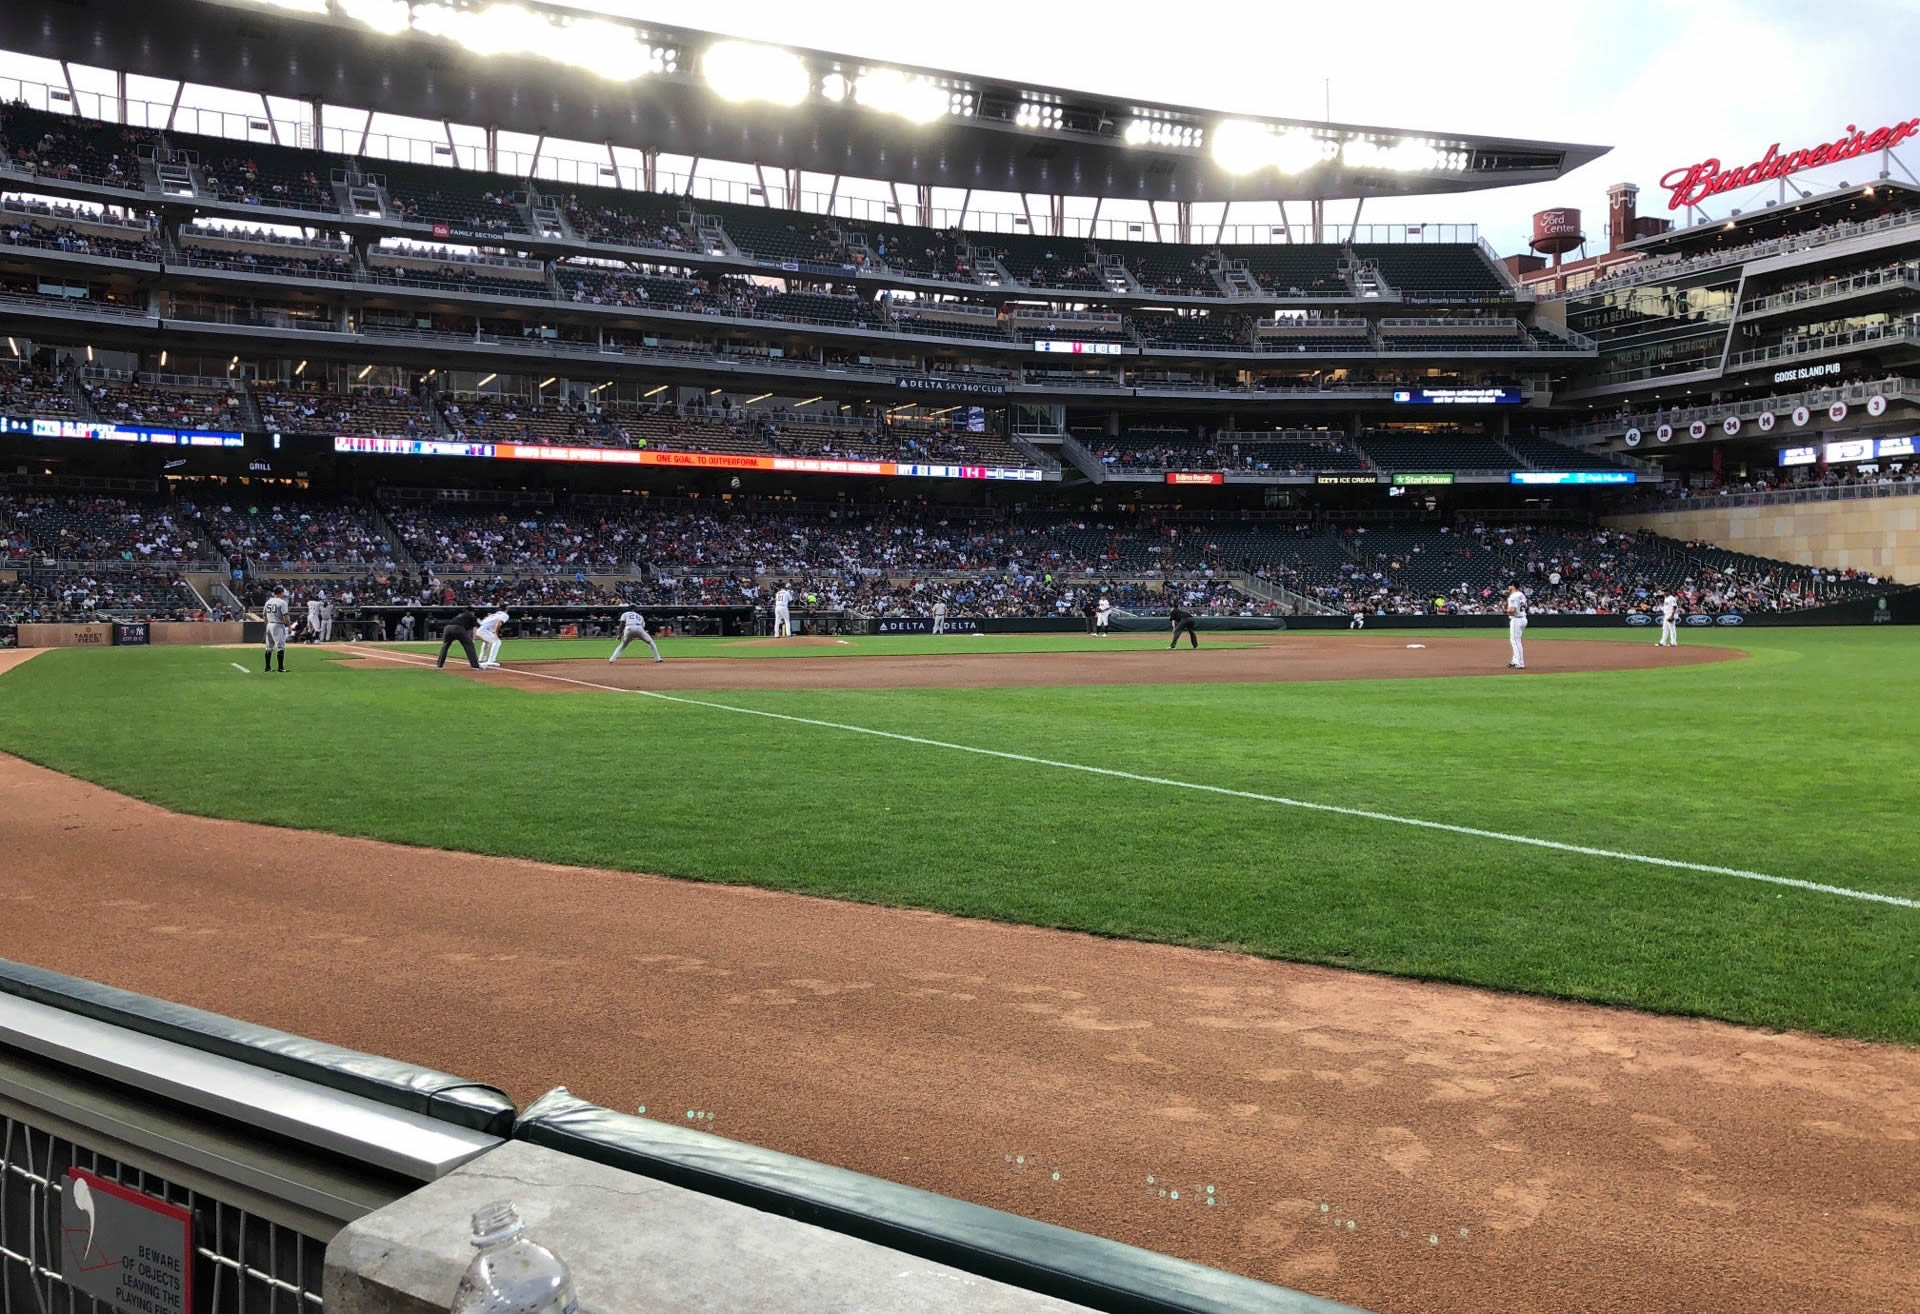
[0,4,1916,1314]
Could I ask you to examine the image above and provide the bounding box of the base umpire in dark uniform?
[436,609,483,669]
[1081,598,1099,635]
[1168,605,1199,649]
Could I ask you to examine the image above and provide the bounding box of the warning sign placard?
[61,1169,193,1314]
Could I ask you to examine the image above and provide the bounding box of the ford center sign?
[1685,614,1714,627]
[1715,614,1745,625]
[1624,614,1653,626]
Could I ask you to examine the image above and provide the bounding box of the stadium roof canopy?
[0,0,1609,205]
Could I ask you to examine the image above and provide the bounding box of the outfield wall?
[1608,499,1920,580]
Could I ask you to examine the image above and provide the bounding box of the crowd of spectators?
[3,218,158,261]
[200,153,332,210]
[1,491,209,564]
[200,497,396,571]
[1,360,77,415]
[561,194,700,252]
[255,385,433,436]
[1,104,148,189]
[1647,463,1920,504]
[0,567,220,622]
[84,380,247,431]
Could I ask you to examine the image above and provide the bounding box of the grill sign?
[61,1170,193,1314]
[1661,118,1920,210]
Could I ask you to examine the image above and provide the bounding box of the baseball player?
[931,599,948,635]
[1168,605,1199,650]
[475,609,509,669]
[1095,595,1112,635]
[1349,608,1366,631]
[1658,592,1680,647]
[436,609,482,670]
[772,585,793,637]
[1505,581,1528,669]
[318,595,335,643]
[262,586,289,672]
[609,608,663,663]
[306,593,322,644]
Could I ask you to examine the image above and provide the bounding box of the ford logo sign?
[1685,615,1714,626]
[1625,614,1653,626]
[1715,614,1744,626]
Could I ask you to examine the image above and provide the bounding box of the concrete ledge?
[323,1140,1098,1314]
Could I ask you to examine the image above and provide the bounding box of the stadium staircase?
[365,499,424,571]
[1006,434,1062,474]
[1218,262,1261,298]
[1094,253,1139,294]
[524,186,572,241]
[1494,434,1531,468]
[967,246,1012,287]
[1343,251,1390,298]
[338,163,390,220]
[1057,434,1107,484]
[1235,572,1338,615]
[65,374,100,422]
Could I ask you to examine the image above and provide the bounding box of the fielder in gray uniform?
[610,609,663,663]
[263,587,289,672]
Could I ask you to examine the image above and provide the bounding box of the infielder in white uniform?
[609,609,663,662]
[305,595,322,644]
[1505,582,1528,669]
[1658,593,1680,647]
[475,609,509,669]
[1095,596,1112,634]
[772,586,793,637]
[1349,609,1366,631]
[263,587,289,673]
[318,596,335,643]
[931,600,948,635]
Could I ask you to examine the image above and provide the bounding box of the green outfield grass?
[1,628,1915,1042]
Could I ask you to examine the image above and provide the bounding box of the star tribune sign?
[1660,117,1920,210]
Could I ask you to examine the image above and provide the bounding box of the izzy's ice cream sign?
[1660,117,1920,210]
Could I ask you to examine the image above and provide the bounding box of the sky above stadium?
[606,0,1920,256]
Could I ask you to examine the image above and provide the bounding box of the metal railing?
[1726,319,1920,369]
[1737,264,1920,316]
[1542,205,1920,301]
[1544,375,1920,442]
[1623,478,1920,513]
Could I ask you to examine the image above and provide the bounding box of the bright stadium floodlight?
[820,72,850,103]
[1014,99,1063,130]
[252,0,328,14]
[1125,118,1201,149]
[1343,137,1454,172]
[853,69,951,125]
[336,0,410,36]
[704,40,810,106]
[1213,120,1332,176]
[405,3,672,81]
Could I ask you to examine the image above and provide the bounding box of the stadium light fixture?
[704,40,809,106]
[477,372,497,387]
[336,0,410,37]
[254,0,329,13]
[1212,121,1333,176]
[295,360,307,375]
[404,3,673,82]
[744,392,773,404]
[643,384,668,397]
[851,69,952,125]
[1014,100,1063,130]
[1124,118,1201,149]
[358,363,375,379]
[539,376,556,388]
[1341,137,1465,172]
[796,396,823,407]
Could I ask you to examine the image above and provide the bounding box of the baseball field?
[1,626,1916,1314]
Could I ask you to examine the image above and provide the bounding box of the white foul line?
[228,663,252,674]
[345,647,1917,910]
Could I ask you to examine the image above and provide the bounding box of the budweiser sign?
[1659,117,1920,210]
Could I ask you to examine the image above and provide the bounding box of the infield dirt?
[1,737,1913,1314]
[349,632,1740,692]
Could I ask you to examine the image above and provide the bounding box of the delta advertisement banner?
[873,617,981,635]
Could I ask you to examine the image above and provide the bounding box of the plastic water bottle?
[449,1201,579,1314]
